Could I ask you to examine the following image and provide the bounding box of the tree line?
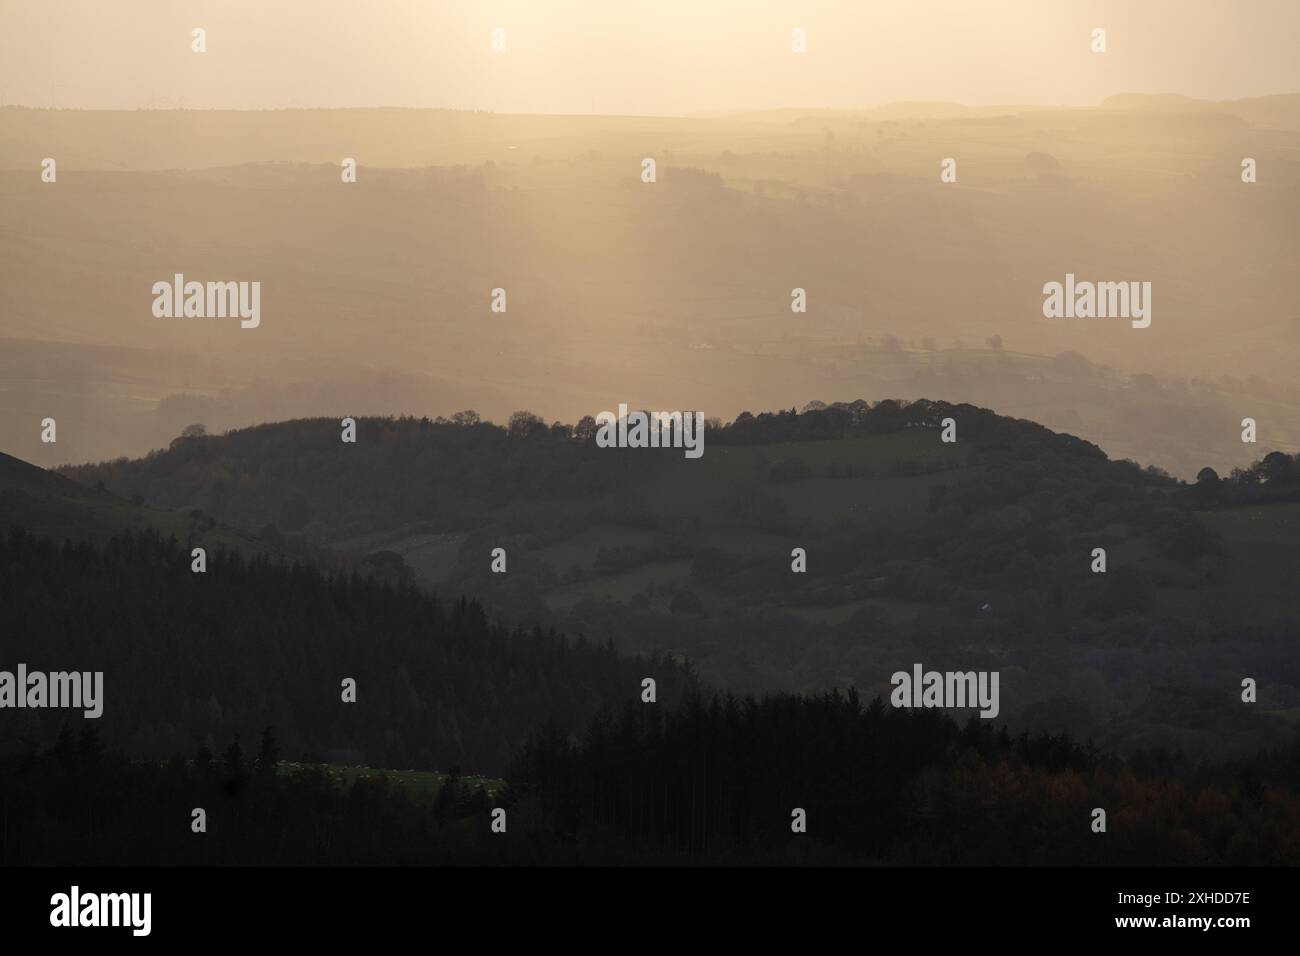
[6,691,1300,866]
[0,526,695,775]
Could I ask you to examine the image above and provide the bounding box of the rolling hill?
[52,399,1300,763]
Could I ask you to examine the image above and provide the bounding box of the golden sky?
[2,0,1298,113]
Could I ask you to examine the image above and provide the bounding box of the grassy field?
[544,558,693,613]
[1198,502,1300,618]
[529,525,658,575]
[277,762,505,801]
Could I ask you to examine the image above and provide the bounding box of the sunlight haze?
[2,0,1298,113]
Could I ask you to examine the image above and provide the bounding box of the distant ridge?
[0,449,307,563]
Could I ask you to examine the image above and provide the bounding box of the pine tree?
[256,726,280,776]
[223,734,246,779]
[77,724,103,762]
[52,722,76,769]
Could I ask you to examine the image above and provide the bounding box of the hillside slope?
[0,526,694,773]
[59,400,1300,762]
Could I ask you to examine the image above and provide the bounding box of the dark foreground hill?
[0,527,694,774]
[60,400,1300,763]
[7,691,1300,866]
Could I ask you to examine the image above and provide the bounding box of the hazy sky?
[2,0,1298,114]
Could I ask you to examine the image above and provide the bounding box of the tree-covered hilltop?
[62,400,1127,540]
[57,401,1300,763]
[0,527,695,775]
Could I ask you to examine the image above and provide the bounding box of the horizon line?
[5,91,1300,118]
